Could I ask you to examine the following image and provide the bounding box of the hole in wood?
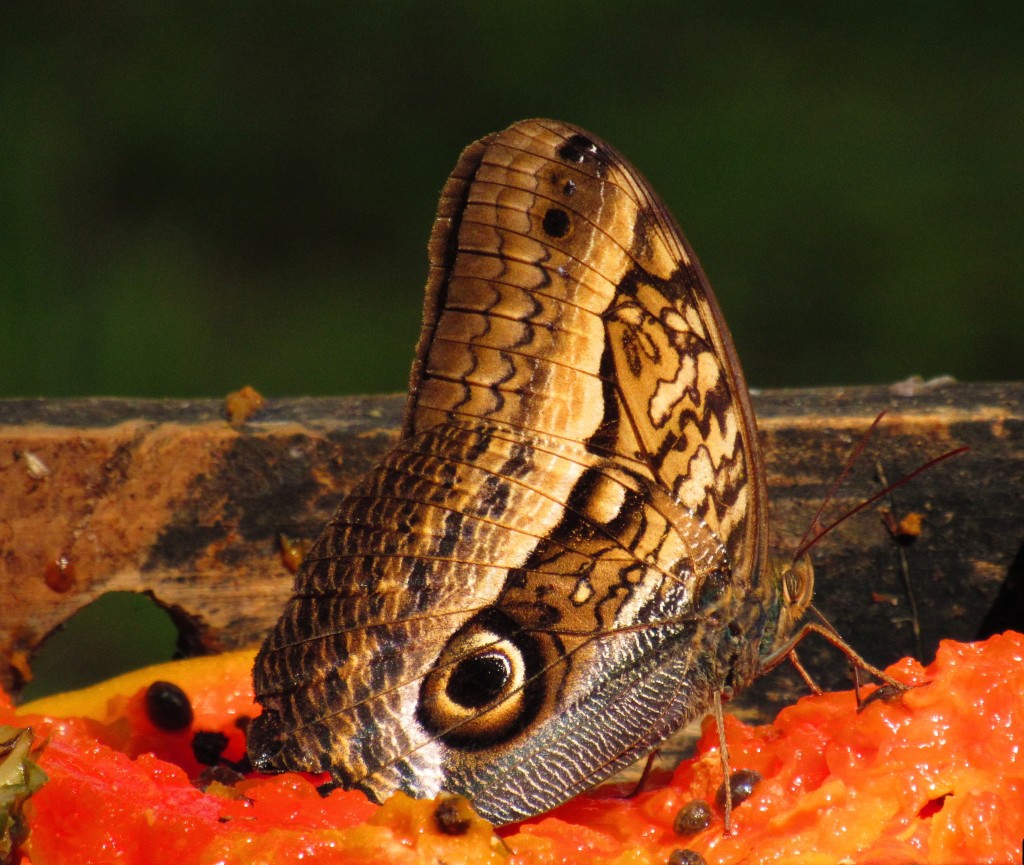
[19,591,182,701]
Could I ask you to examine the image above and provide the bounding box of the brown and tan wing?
[405,119,766,583]
[249,120,768,824]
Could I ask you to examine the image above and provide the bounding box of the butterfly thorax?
[694,551,813,708]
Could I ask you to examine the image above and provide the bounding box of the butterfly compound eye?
[782,555,815,610]
[417,611,545,748]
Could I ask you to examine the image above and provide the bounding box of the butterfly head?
[760,552,815,658]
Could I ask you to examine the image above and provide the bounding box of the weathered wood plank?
[2,381,1021,706]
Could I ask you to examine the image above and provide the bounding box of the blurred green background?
[6,4,1024,699]
[3,4,1022,401]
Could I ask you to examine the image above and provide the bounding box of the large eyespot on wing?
[424,458,742,825]
[248,420,597,796]
[416,607,553,750]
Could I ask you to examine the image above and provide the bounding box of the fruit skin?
[7,633,1024,864]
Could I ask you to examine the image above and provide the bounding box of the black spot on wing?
[541,207,571,238]
[555,133,608,179]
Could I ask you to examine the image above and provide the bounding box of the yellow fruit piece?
[16,649,258,721]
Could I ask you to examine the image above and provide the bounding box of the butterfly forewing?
[250,119,773,824]
[406,119,765,580]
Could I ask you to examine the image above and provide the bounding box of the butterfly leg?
[760,621,909,703]
[712,690,736,835]
[316,777,342,798]
[785,648,824,695]
[625,748,662,799]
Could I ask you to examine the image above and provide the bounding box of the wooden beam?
[2,381,1021,710]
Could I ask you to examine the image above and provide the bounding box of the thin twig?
[875,459,924,660]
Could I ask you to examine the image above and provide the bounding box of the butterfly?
[247,118,824,826]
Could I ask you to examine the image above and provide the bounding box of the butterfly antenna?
[793,412,888,558]
[792,445,969,562]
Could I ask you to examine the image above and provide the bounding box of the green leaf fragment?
[0,725,47,863]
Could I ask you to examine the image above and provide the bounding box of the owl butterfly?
[249,119,858,825]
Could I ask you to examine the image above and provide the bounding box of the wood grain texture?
[0,395,401,692]
[1,382,1021,704]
